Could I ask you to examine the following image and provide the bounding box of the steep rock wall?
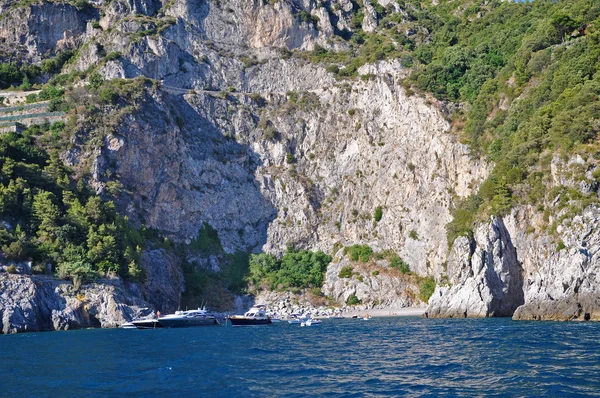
[510,206,600,321]
[81,61,486,279]
[0,3,92,61]
[425,218,524,318]
[0,274,153,334]
[427,207,600,321]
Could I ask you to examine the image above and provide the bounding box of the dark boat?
[121,318,163,329]
[131,319,163,329]
[229,305,272,326]
[158,308,220,328]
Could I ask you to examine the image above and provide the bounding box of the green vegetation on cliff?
[0,51,76,90]
[303,0,600,245]
[248,248,332,291]
[400,0,600,243]
[0,124,145,282]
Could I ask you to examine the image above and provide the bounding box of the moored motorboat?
[121,317,163,329]
[287,313,308,324]
[300,318,322,327]
[158,308,219,328]
[132,319,163,329]
[229,305,272,326]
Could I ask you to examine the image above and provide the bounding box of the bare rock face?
[0,3,91,61]
[323,258,423,309]
[362,1,379,33]
[510,206,600,321]
[80,61,486,279]
[425,218,525,318]
[140,249,185,313]
[0,274,153,334]
[426,206,600,321]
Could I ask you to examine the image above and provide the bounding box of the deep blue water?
[1,317,599,397]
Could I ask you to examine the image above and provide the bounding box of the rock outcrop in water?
[0,274,153,334]
[425,218,524,318]
[427,207,600,321]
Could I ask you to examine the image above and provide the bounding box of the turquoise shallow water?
[1,317,599,397]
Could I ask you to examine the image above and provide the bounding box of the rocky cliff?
[0,274,153,334]
[426,218,524,319]
[426,204,600,321]
[1,0,599,333]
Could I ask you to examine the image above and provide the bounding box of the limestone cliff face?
[427,206,600,321]
[83,62,486,280]
[0,274,153,334]
[0,2,92,61]
[1,0,598,328]
[510,206,600,321]
[426,218,524,318]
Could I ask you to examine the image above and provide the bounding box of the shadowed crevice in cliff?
[425,217,524,318]
[485,220,525,316]
[99,88,277,254]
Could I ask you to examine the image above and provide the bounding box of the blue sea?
[1,317,599,397]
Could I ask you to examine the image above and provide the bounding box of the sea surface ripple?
[1,317,599,397]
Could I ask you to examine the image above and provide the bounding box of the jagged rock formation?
[426,218,524,318]
[0,2,92,61]
[427,207,600,321]
[510,206,600,321]
[0,274,153,334]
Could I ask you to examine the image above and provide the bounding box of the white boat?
[158,308,219,328]
[230,305,272,326]
[287,313,308,324]
[300,318,322,327]
[120,322,137,329]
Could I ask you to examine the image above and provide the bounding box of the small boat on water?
[158,308,219,328]
[287,313,308,324]
[229,305,272,326]
[301,318,322,327]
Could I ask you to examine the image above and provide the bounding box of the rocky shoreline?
[425,211,600,322]
[0,274,153,334]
